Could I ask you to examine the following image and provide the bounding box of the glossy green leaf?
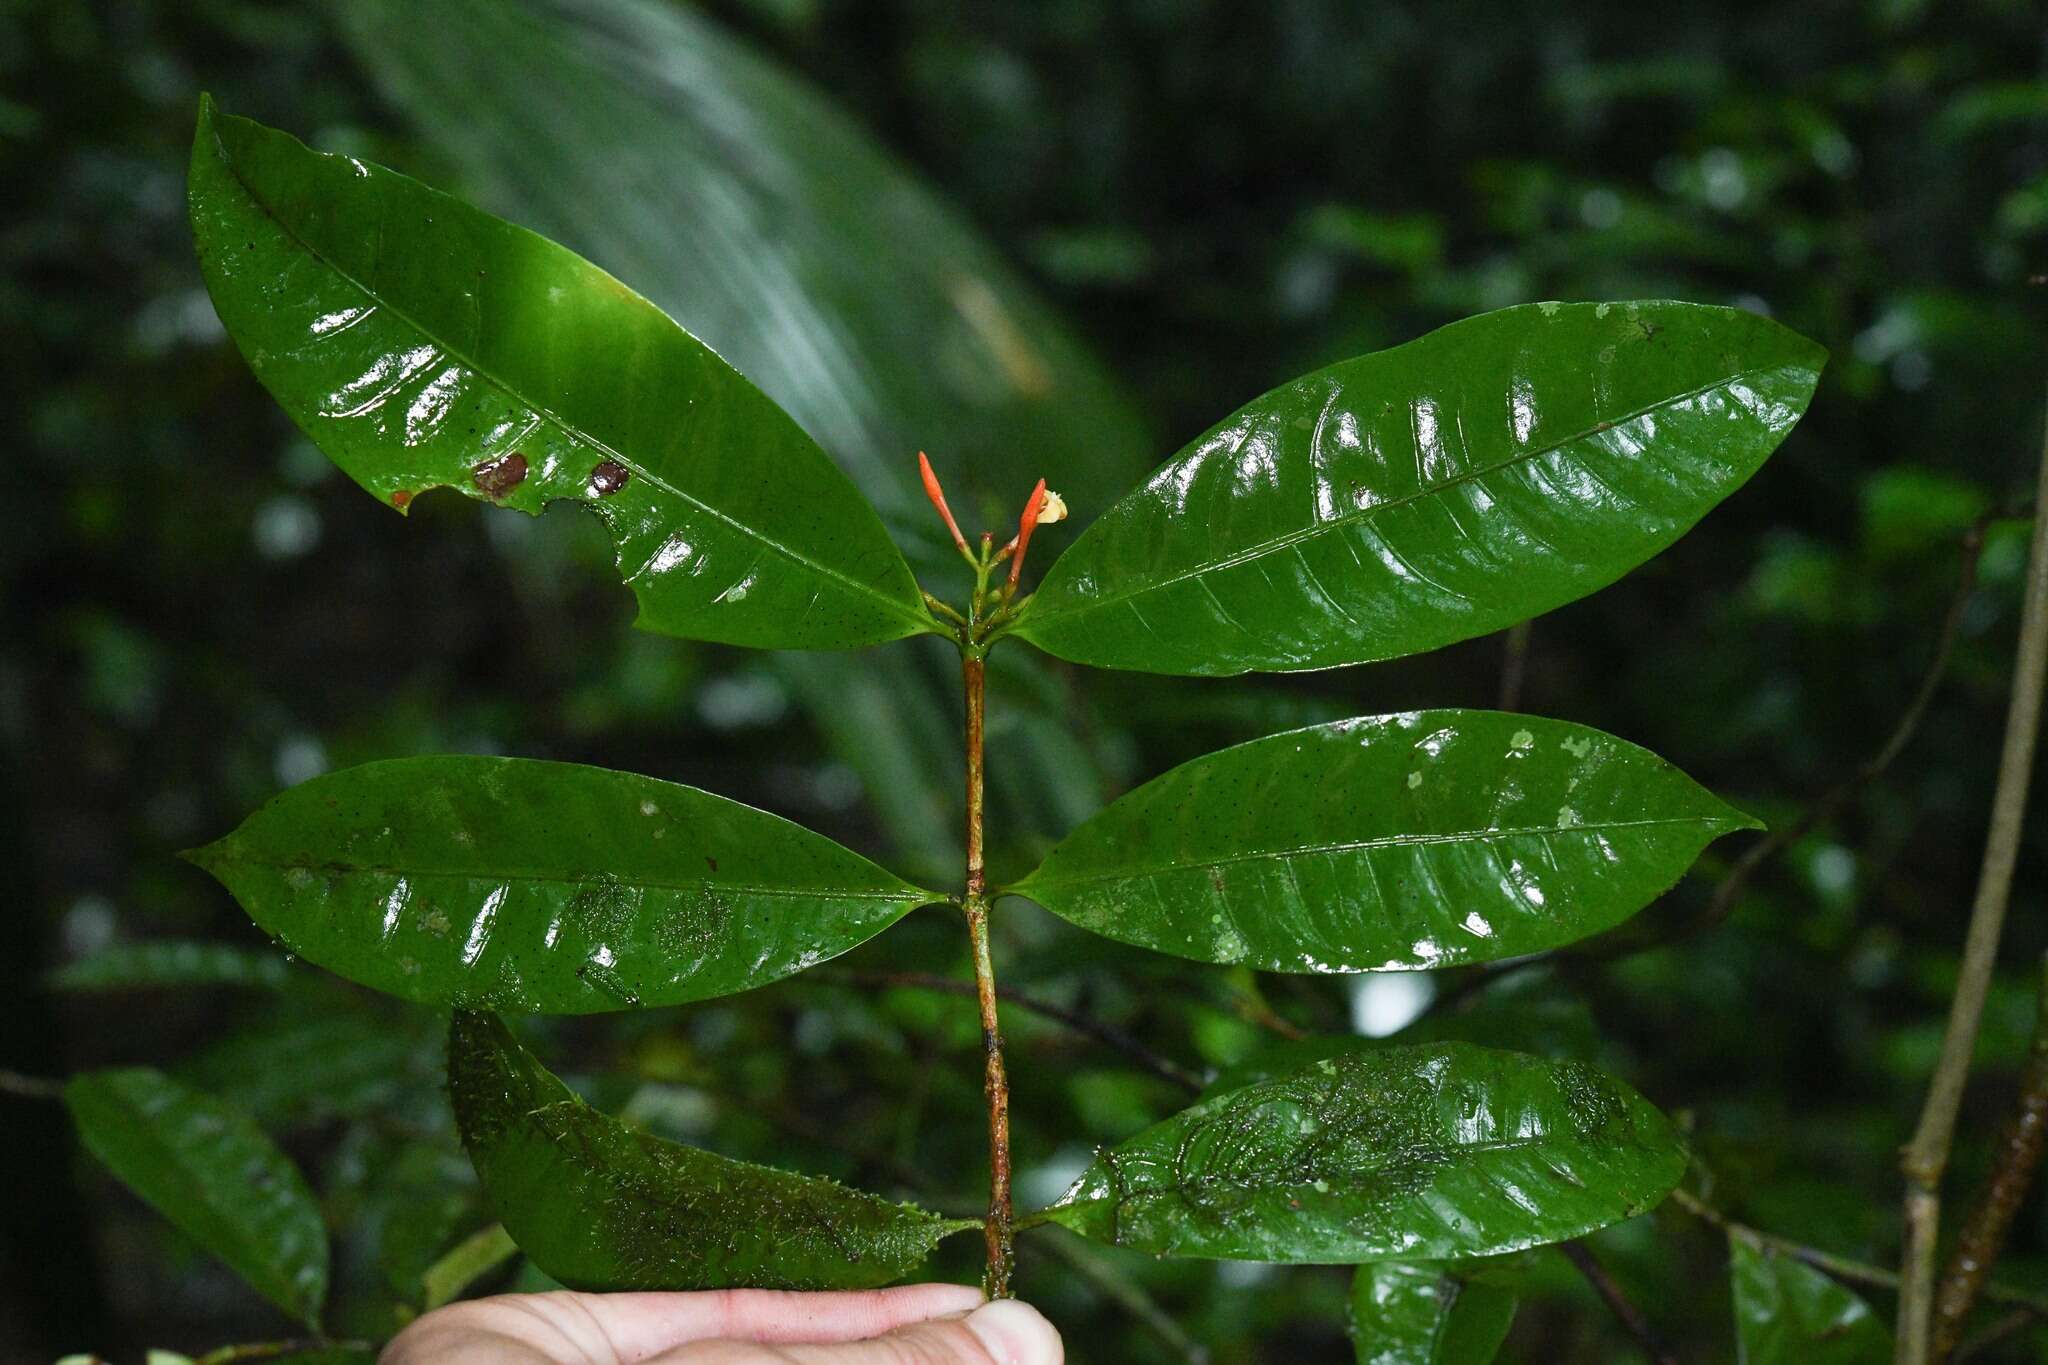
[1012,711,1757,972]
[449,1011,962,1290]
[187,756,935,1013]
[64,1069,328,1327]
[334,0,1150,859]
[48,939,288,992]
[1039,1042,1686,1262]
[1348,1262,1517,1365]
[189,95,930,651]
[1015,301,1825,675]
[1730,1239,1891,1365]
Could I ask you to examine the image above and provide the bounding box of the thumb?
[659,1299,1063,1364]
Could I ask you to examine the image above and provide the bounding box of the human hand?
[380,1283,1062,1364]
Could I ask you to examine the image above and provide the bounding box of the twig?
[1686,516,1989,945]
[1444,503,2006,1018]
[1951,1308,2034,1363]
[196,1339,373,1365]
[1498,619,1533,712]
[1932,954,2048,1360]
[961,650,1016,1299]
[829,971,1203,1094]
[1036,1228,1212,1364]
[0,1068,64,1100]
[1560,1240,1679,1365]
[1899,398,2048,1364]
[1668,1188,2048,1316]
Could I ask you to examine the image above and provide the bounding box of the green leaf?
[1348,1262,1517,1365]
[1012,711,1757,972]
[449,1011,963,1290]
[1729,1238,1891,1364]
[188,756,935,1012]
[189,95,929,651]
[48,939,288,991]
[64,1069,328,1327]
[1039,1042,1686,1262]
[332,0,1152,861]
[1015,301,1824,675]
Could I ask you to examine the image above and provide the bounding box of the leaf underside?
[1043,1042,1687,1263]
[188,756,934,1013]
[1014,711,1757,972]
[1729,1238,1891,1364]
[448,1011,953,1291]
[1017,300,1825,675]
[65,1068,329,1328]
[1348,1261,1517,1365]
[189,95,928,651]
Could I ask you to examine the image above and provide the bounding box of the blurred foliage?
[4,0,2047,1360]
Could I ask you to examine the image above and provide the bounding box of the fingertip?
[962,1299,1063,1365]
[891,1281,986,1319]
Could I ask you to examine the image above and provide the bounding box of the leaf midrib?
[1019,813,1735,893]
[209,121,930,635]
[1060,1124,1668,1221]
[1025,360,1802,627]
[207,847,924,904]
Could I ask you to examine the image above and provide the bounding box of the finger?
[383,1284,991,1364]
[650,1299,1063,1365]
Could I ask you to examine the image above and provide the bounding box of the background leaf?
[190,756,936,1012]
[1729,1238,1890,1365]
[448,1010,961,1291]
[1041,1042,1686,1262]
[1348,1261,1517,1365]
[333,0,1156,871]
[64,1069,328,1327]
[1014,711,1756,972]
[190,96,930,652]
[1015,301,1824,675]
[48,940,288,992]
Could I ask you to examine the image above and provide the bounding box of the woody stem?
[962,649,1015,1297]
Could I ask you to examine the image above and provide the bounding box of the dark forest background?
[4,0,2047,1359]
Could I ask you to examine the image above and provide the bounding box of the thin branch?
[1668,1188,2048,1316]
[1684,513,1991,947]
[1036,1228,1211,1364]
[0,1068,64,1100]
[1498,619,1533,712]
[196,1340,373,1365]
[1932,953,2048,1360]
[829,970,1203,1094]
[1900,398,2048,1363]
[1560,1240,1680,1365]
[1951,1308,2034,1364]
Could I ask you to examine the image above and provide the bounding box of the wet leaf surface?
[449,1011,960,1290]
[332,0,1152,862]
[65,1069,328,1327]
[1729,1239,1890,1364]
[1348,1261,1517,1365]
[189,96,930,651]
[1013,711,1757,971]
[188,756,936,1013]
[1016,301,1824,674]
[1041,1043,1686,1262]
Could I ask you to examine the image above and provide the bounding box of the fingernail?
[963,1299,1062,1364]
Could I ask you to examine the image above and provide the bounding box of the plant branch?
[1668,1188,2048,1316]
[827,970,1203,1094]
[195,1340,373,1365]
[1498,619,1533,712]
[1899,397,2048,1364]
[1931,953,2048,1360]
[1560,1240,1679,1365]
[962,651,1016,1298]
[0,1068,64,1100]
